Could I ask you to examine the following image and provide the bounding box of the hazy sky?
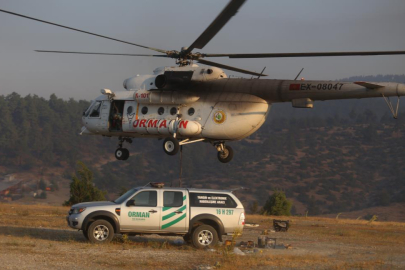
[0,0,404,100]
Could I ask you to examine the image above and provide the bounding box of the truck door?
[120,189,161,231]
[160,190,187,232]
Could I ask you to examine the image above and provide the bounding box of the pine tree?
[262,190,292,216]
[64,161,106,206]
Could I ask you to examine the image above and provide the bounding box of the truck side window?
[89,101,102,117]
[131,191,157,207]
[190,193,237,208]
[163,191,183,207]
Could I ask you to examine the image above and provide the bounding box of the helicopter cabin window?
[89,101,102,118]
[158,107,164,115]
[141,106,148,115]
[170,107,177,116]
[109,101,125,131]
[188,108,195,116]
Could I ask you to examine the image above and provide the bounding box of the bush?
[262,190,292,216]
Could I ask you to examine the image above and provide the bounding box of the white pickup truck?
[66,183,245,248]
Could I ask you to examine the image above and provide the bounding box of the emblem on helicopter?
[213,111,226,124]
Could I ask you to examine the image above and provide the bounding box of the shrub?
[261,190,292,216]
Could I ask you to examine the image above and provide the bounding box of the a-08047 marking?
[216,209,234,215]
[289,83,344,91]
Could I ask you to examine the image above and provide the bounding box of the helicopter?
[1,0,405,163]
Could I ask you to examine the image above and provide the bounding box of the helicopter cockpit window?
[84,101,95,117]
[89,101,102,118]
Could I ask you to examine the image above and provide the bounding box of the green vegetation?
[262,191,292,216]
[64,161,106,206]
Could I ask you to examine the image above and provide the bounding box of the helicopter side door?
[122,101,138,132]
[99,101,110,131]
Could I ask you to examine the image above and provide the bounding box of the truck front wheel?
[87,220,114,244]
[192,225,218,249]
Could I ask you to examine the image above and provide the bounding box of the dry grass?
[0,203,68,229]
[0,203,404,269]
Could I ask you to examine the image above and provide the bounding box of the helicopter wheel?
[217,145,233,163]
[115,148,129,160]
[163,137,179,156]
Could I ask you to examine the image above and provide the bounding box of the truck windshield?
[114,188,138,204]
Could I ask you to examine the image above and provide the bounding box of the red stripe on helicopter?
[289,84,301,91]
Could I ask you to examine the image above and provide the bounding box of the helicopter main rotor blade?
[185,0,246,54]
[0,8,167,54]
[35,50,169,57]
[197,59,267,77]
[204,51,405,58]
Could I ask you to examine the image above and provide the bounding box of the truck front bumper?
[66,214,83,230]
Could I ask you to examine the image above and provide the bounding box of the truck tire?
[183,233,192,243]
[192,225,218,249]
[87,220,114,244]
[82,229,89,240]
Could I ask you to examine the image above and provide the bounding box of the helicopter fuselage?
[80,64,405,162]
[82,65,405,142]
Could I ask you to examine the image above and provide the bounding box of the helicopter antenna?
[294,68,304,80]
[257,67,267,79]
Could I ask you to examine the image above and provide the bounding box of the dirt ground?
[0,203,404,269]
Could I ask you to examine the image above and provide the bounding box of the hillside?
[1,75,405,220]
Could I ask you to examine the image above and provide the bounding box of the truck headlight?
[73,207,86,214]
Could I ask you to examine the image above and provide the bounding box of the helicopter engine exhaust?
[155,71,194,89]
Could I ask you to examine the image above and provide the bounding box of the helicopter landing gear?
[115,137,132,160]
[215,143,234,163]
[115,148,129,160]
[163,137,180,156]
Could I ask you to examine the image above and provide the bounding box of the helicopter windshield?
[83,101,95,117]
[114,188,138,204]
[89,101,102,117]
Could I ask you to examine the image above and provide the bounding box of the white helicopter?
[1,0,405,163]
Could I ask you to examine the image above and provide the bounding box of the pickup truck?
[67,183,245,248]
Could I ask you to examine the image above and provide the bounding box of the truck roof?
[134,186,233,193]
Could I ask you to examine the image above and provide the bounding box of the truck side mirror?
[126,200,135,207]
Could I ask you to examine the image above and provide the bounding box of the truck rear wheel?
[82,229,89,240]
[183,233,192,243]
[87,220,114,244]
[192,225,218,249]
